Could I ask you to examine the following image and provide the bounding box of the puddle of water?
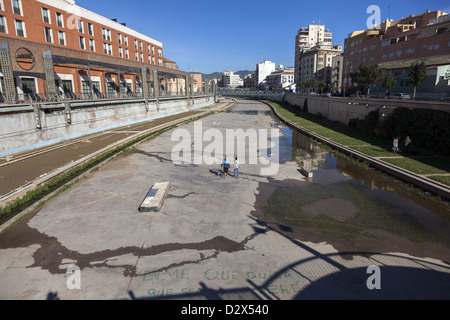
[254,123,450,262]
[231,110,272,116]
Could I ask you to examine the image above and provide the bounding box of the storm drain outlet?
[139,182,170,213]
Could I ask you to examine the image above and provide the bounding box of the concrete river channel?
[0,98,449,300]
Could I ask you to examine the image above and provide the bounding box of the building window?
[15,19,24,37]
[56,12,63,27]
[158,58,162,66]
[370,45,376,50]
[58,30,65,45]
[42,8,50,24]
[124,35,128,46]
[12,0,21,15]
[106,81,116,96]
[62,80,73,94]
[139,41,143,51]
[157,48,162,56]
[102,28,111,41]
[79,36,85,49]
[103,43,112,55]
[135,51,138,61]
[140,52,143,62]
[147,44,150,53]
[434,43,439,50]
[151,46,154,54]
[406,47,415,54]
[0,0,3,11]
[397,50,402,56]
[118,33,122,44]
[21,77,36,94]
[87,23,93,36]
[134,39,138,49]
[0,15,6,33]
[125,48,129,59]
[77,19,84,33]
[119,47,123,58]
[389,51,394,57]
[148,55,151,64]
[44,27,52,43]
[89,39,95,51]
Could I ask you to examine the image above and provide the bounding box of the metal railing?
[0,88,212,105]
[368,93,450,102]
[0,91,149,105]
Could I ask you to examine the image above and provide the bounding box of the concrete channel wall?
[255,93,450,125]
[0,96,212,156]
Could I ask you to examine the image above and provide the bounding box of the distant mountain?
[194,70,254,82]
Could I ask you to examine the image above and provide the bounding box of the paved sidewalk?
[0,99,449,300]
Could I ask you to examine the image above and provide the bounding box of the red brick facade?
[343,10,450,89]
[0,0,186,101]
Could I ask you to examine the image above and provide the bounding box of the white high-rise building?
[222,70,243,88]
[294,23,333,85]
[255,60,276,88]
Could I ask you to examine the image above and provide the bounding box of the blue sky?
[76,0,450,74]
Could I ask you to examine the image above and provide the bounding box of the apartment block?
[297,42,342,84]
[222,70,243,88]
[266,66,295,91]
[0,0,187,103]
[255,59,275,88]
[343,9,450,96]
[294,23,333,84]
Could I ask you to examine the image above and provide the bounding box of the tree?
[297,82,306,93]
[318,80,327,94]
[408,61,428,99]
[350,63,384,96]
[306,78,319,93]
[382,72,397,96]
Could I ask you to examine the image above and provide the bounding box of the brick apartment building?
[0,0,188,104]
[343,9,450,97]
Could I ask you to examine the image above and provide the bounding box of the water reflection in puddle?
[254,122,450,262]
[231,110,272,116]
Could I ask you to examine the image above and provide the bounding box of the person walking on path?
[234,157,239,179]
[221,156,230,178]
[393,137,399,153]
[404,136,412,154]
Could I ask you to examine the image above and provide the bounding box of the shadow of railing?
[127,216,450,300]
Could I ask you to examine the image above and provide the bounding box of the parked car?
[392,93,411,99]
[322,92,331,97]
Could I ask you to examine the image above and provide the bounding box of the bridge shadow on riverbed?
[126,218,450,300]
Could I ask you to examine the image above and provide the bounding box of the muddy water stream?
[253,118,450,263]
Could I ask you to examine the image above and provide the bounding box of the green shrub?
[347,110,380,134]
[382,107,450,156]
